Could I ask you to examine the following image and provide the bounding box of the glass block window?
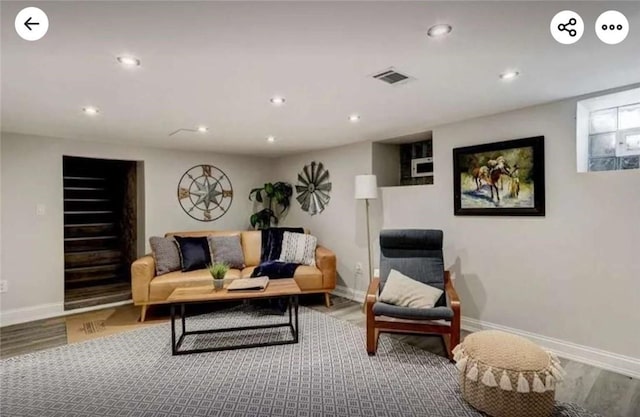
[588,102,640,172]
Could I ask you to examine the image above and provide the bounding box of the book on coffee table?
[227,276,269,291]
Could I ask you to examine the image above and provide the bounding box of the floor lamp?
[355,175,378,303]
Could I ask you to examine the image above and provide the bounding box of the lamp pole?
[365,198,373,284]
[355,174,378,310]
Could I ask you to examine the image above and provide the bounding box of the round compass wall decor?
[177,164,233,222]
[295,161,331,216]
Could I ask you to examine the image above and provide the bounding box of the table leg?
[294,295,299,343]
[170,304,176,355]
[181,303,186,333]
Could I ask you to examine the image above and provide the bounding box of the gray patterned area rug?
[1,306,600,417]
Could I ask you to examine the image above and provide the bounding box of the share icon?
[558,18,577,37]
[550,10,584,44]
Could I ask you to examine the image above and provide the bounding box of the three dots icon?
[601,24,623,31]
[595,10,629,44]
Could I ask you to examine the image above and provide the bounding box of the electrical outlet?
[36,204,46,216]
[355,262,363,274]
[0,280,8,293]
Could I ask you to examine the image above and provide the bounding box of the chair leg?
[324,292,332,308]
[367,329,379,356]
[140,305,148,322]
[449,312,461,361]
[366,304,378,355]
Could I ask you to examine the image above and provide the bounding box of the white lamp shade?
[355,175,378,199]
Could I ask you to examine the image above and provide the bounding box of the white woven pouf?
[453,330,565,417]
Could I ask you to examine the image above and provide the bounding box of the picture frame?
[453,136,545,216]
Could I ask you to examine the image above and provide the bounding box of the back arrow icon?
[24,16,39,31]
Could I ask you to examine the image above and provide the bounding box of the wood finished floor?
[1,295,638,417]
[64,281,131,310]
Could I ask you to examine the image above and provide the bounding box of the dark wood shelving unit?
[62,157,138,310]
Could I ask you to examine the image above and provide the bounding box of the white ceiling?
[2,1,639,156]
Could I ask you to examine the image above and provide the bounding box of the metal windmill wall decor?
[296,161,332,215]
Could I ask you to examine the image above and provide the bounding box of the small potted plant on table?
[208,262,229,290]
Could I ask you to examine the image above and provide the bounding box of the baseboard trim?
[0,303,63,327]
[462,317,640,379]
[333,285,366,303]
[0,300,133,327]
[333,285,640,379]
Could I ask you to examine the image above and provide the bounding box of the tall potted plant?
[249,182,293,229]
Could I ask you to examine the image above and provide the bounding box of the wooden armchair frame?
[365,271,461,360]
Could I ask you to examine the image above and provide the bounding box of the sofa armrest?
[131,255,156,304]
[315,245,336,290]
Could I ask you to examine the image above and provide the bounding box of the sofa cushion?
[292,265,323,291]
[279,231,317,266]
[149,268,242,301]
[174,236,212,272]
[208,235,245,269]
[241,265,322,290]
[241,266,257,278]
[241,231,261,267]
[149,236,181,276]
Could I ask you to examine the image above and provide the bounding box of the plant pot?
[213,279,224,290]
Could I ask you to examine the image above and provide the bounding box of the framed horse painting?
[453,136,545,216]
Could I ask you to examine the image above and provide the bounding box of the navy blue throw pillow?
[174,236,212,272]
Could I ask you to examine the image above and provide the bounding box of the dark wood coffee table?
[164,279,301,355]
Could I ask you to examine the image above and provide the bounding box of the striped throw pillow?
[278,232,317,266]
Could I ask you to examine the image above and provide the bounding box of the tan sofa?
[131,230,337,321]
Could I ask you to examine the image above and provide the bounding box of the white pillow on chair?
[379,269,443,309]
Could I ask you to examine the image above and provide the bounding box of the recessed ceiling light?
[117,56,141,67]
[499,70,520,81]
[82,106,99,115]
[266,136,276,143]
[197,126,208,133]
[270,96,286,105]
[349,114,361,122]
[427,24,452,38]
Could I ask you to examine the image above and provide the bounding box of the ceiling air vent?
[372,67,414,85]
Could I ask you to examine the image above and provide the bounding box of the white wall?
[387,97,639,360]
[273,91,640,369]
[0,132,272,321]
[372,142,399,187]
[274,141,375,296]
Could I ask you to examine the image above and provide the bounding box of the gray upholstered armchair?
[365,229,461,359]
